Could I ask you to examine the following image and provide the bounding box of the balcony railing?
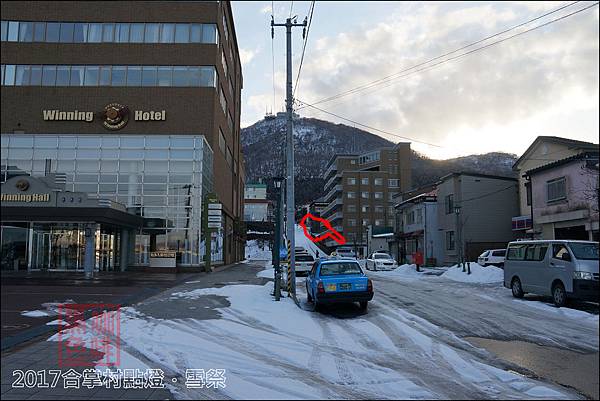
[321,197,343,217]
[324,185,343,203]
[324,173,342,193]
[324,162,338,180]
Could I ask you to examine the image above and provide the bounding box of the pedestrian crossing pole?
[287,239,292,294]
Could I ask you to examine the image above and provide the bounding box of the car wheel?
[511,277,524,298]
[359,301,368,311]
[552,282,567,307]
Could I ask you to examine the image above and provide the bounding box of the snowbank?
[442,263,503,284]
[370,264,423,280]
[245,240,272,261]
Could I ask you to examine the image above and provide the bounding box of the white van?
[504,240,599,307]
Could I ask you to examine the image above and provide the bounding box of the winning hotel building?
[321,144,412,256]
[0,1,245,272]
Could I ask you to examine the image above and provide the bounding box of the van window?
[296,255,314,262]
[492,250,506,257]
[525,245,548,261]
[552,244,570,260]
[507,245,527,260]
[569,243,599,260]
[480,251,490,258]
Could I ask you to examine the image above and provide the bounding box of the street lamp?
[273,177,284,301]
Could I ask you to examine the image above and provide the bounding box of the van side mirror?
[561,253,571,262]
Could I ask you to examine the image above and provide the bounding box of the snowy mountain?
[241,114,517,205]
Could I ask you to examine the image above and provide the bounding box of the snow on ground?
[294,224,328,258]
[442,263,504,283]
[245,240,272,261]
[21,310,50,317]
[48,280,578,399]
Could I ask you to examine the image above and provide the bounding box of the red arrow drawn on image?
[299,213,346,246]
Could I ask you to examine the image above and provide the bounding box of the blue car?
[305,259,374,310]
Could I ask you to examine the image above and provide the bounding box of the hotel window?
[175,23,190,43]
[362,205,369,213]
[406,211,415,225]
[102,23,114,42]
[417,209,423,224]
[348,219,357,227]
[374,178,383,186]
[160,23,174,43]
[374,192,383,199]
[388,178,399,188]
[222,14,229,43]
[347,178,356,185]
[226,147,233,167]
[547,177,566,203]
[34,22,45,41]
[219,86,227,114]
[375,205,384,213]
[144,23,160,43]
[130,23,145,42]
[221,51,228,77]
[227,111,234,133]
[45,22,60,42]
[19,21,33,42]
[87,23,102,42]
[73,23,87,42]
[361,177,369,185]
[1,64,217,88]
[115,23,129,42]
[1,21,7,41]
[389,192,397,201]
[362,219,370,226]
[375,219,384,226]
[218,129,226,155]
[347,192,356,199]
[361,191,369,199]
[347,204,356,213]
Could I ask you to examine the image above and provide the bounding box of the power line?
[299,1,590,109]
[289,0,294,18]
[295,99,445,148]
[271,1,276,112]
[293,0,315,98]
[461,184,518,203]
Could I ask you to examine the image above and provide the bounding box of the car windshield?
[319,262,362,276]
[296,255,314,262]
[568,243,599,260]
[480,251,490,257]
[374,254,391,259]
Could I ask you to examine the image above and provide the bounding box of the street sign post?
[203,193,221,272]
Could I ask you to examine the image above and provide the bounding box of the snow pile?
[245,240,272,261]
[21,310,50,318]
[370,264,424,280]
[442,263,503,284]
[21,299,76,318]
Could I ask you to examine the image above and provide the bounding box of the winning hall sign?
[42,103,166,130]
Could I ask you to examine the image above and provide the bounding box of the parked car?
[295,253,315,276]
[504,240,599,307]
[336,247,356,259]
[306,259,373,311]
[478,249,506,268]
[295,246,307,254]
[365,252,397,271]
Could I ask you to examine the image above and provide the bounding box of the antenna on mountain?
[265,105,275,120]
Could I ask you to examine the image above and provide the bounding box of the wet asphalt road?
[367,273,599,399]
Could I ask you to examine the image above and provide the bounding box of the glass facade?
[1,21,218,45]
[1,134,217,268]
[1,65,217,88]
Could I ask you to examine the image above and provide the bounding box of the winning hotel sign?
[42,103,166,130]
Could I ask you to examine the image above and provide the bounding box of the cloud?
[292,1,599,157]
[240,47,259,66]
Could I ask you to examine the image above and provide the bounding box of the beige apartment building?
[320,144,412,255]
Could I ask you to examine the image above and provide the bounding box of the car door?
[307,261,318,297]
[549,244,575,294]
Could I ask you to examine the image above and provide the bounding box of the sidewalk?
[0,261,266,400]
[2,264,238,351]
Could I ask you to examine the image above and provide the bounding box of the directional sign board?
[207,216,222,222]
[208,222,222,228]
[208,209,222,216]
[208,203,222,210]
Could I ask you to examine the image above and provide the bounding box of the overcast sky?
[231,1,599,159]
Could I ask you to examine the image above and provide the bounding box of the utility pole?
[272,15,307,298]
